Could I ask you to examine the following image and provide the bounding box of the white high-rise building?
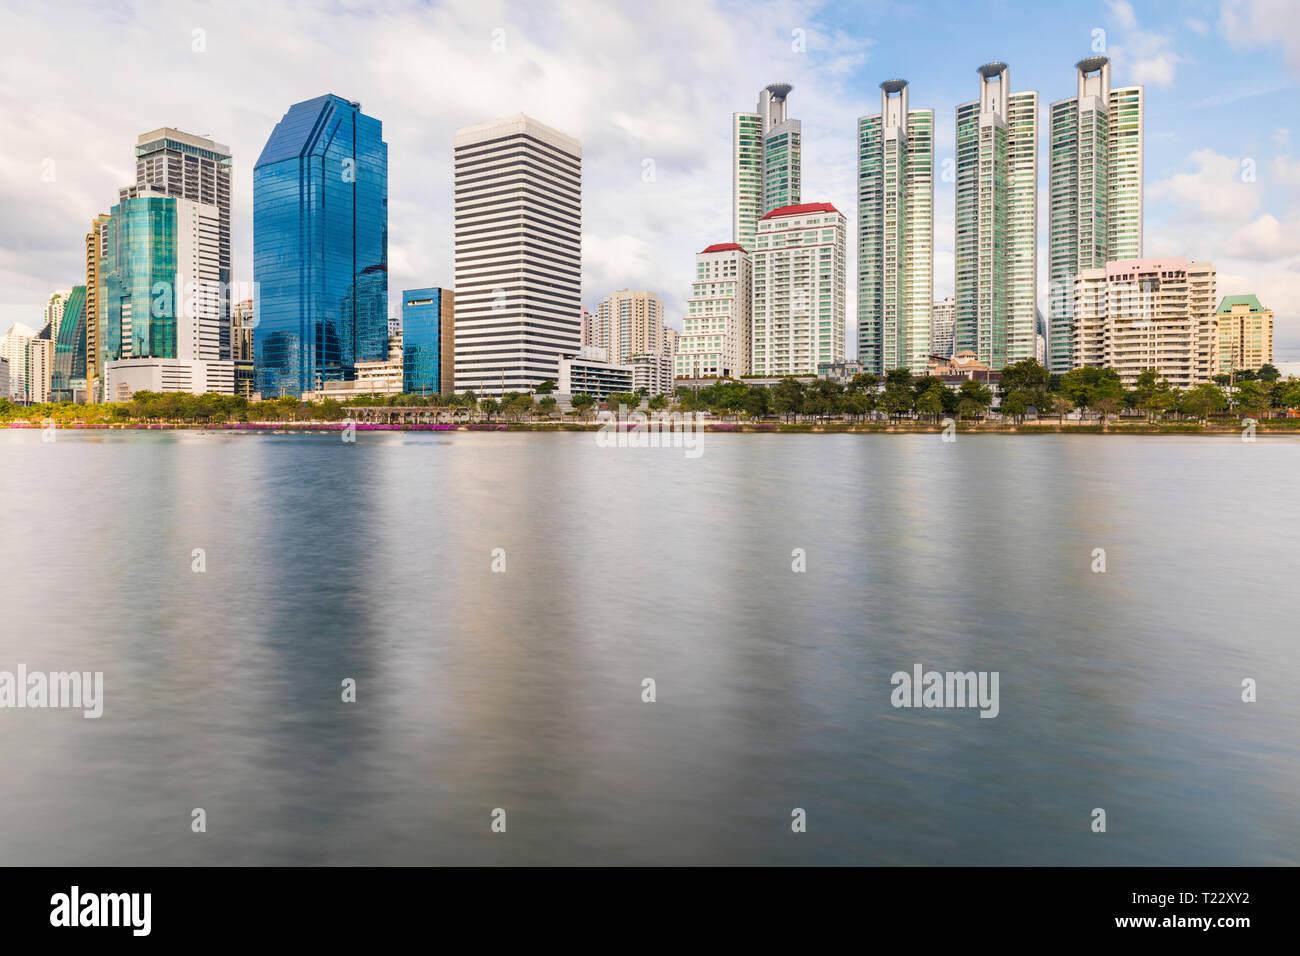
[1073,257,1217,388]
[751,203,847,376]
[43,290,73,340]
[591,289,665,366]
[1048,57,1144,372]
[857,79,934,374]
[954,63,1038,369]
[122,128,234,359]
[733,84,801,251]
[676,243,752,381]
[453,114,581,395]
[1,323,52,404]
[930,297,955,357]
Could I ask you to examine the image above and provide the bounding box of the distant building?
[0,358,8,402]
[558,347,633,402]
[592,289,666,366]
[1216,295,1274,375]
[402,288,453,395]
[929,350,990,376]
[85,213,110,400]
[818,359,867,385]
[930,297,955,358]
[1073,257,1217,388]
[676,243,752,381]
[751,202,847,376]
[232,299,255,362]
[629,350,674,396]
[302,336,404,402]
[1,323,51,403]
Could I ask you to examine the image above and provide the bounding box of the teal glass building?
[401,288,447,395]
[51,285,87,400]
[101,194,181,362]
[253,94,388,397]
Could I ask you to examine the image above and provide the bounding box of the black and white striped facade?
[453,114,582,395]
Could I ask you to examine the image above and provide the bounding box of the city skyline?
[2,0,1298,368]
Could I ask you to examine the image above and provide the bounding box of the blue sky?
[2,0,1297,365]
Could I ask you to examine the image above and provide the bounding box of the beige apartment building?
[1215,295,1274,375]
[591,289,666,365]
[1072,257,1217,388]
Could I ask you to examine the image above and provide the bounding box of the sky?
[2,0,1298,364]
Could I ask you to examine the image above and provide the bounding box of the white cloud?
[1105,1,1184,87]
[1149,149,1261,220]
[1226,214,1300,259]
[1221,0,1300,75]
[0,0,868,332]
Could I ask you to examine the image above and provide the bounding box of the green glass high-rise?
[51,285,87,401]
[1048,57,1143,373]
[954,63,1038,369]
[858,79,934,374]
[732,84,800,251]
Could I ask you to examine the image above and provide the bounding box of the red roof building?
[760,202,840,219]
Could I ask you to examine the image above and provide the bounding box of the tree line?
[2,360,1296,425]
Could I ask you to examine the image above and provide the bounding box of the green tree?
[804,379,844,420]
[535,379,556,395]
[742,385,772,419]
[881,382,913,419]
[1178,383,1226,422]
[1049,393,1076,424]
[538,395,558,416]
[571,393,596,418]
[1257,363,1281,383]
[1060,366,1123,418]
[1234,380,1267,416]
[772,378,805,421]
[956,379,993,420]
[999,358,1050,396]
[846,372,880,394]
[1129,368,1175,421]
[646,394,668,412]
[915,387,944,422]
[1000,390,1028,423]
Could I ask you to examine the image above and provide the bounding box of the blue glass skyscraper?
[253,95,388,396]
[401,288,452,395]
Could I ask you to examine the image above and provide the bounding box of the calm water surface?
[0,430,1296,865]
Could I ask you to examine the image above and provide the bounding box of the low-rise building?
[303,336,404,402]
[1216,294,1274,375]
[558,347,634,402]
[1073,257,1218,388]
[103,358,236,400]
